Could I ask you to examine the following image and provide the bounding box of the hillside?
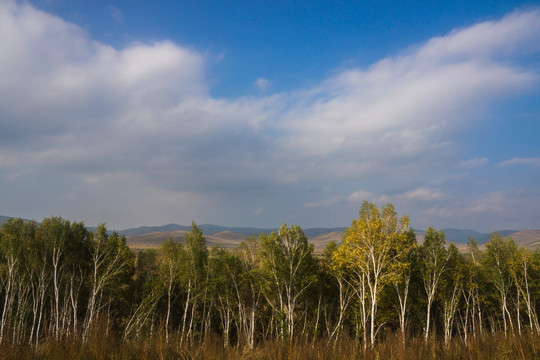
[511,230,540,248]
[125,227,540,252]
[126,229,346,252]
[1,215,538,251]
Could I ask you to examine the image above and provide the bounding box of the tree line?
[0,202,538,350]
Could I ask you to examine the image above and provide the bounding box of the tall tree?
[419,227,449,342]
[324,241,355,343]
[83,225,133,342]
[235,235,264,348]
[333,202,411,346]
[460,238,483,341]
[180,222,209,344]
[483,233,517,336]
[440,243,462,345]
[158,238,183,342]
[258,224,315,341]
[392,228,417,344]
[509,247,540,334]
[0,219,26,343]
[36,217,72,340]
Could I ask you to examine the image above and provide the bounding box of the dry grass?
[1,329,539,360]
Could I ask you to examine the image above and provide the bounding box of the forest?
[0,201,538,359]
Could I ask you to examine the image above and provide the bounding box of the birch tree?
[392,228,417,344]
[83,225,133,342]
[440,243,462,345]
[509,247,540,334]
[483,233,517,337]
[258,224,315,342]
[236,235,263,348]
[180,222,208,344]
[36,217,72,339]
[460,239,483,341]
[158,238,183,342]
[0,219,26,343]
[333,201,411,346]
[419,227,449,342]
[324,241,355,343]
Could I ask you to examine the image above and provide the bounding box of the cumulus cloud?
[0,1,539,228]
[0,0,275,189]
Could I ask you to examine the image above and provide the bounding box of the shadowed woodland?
[0,202,538,359]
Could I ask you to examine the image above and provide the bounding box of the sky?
[0,0,539,232]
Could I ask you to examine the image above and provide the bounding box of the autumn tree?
[324,241,355,343]
[333,201,411,346]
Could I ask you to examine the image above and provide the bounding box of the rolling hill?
[123,226,540,252]
[1,215,538,251]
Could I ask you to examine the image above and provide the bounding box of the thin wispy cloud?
[499,157,540,167]
[459,158,489,168]
[107,5,124,24]
[401,188,444,201]
[304,196,343,208]
[255,77,271,92]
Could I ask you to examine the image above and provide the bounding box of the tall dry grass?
[0,324,538,360]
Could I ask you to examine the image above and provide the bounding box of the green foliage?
[0,210,539,353]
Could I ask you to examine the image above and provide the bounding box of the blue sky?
[0,0,539,232]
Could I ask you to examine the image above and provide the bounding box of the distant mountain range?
[1,215,539,250]
[118,223,347,239]
[413,228,517,244]
[117,224,540,251]
[118,223,276,237]
[117,223,526,244]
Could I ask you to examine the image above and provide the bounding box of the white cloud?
[0,1,539,229]
[347,190,372,204]
[499,157,540,167]
[254,77,271,92]
[416,9,540,60]
[401,188,444,201]
[254,209,263,216]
